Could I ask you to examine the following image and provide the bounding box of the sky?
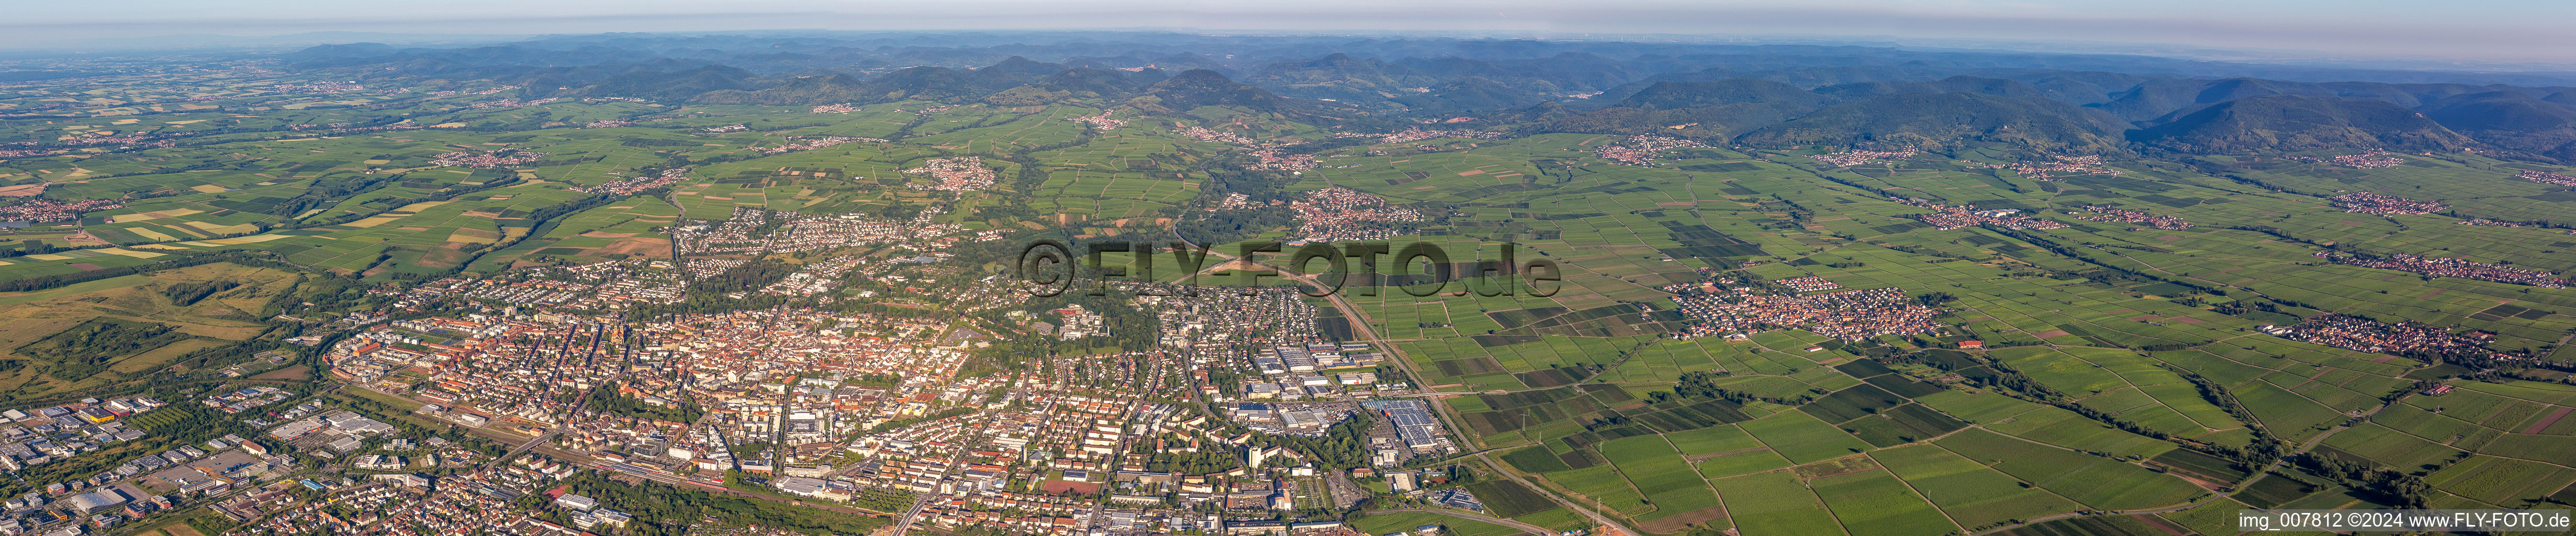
[12,0,2576,66]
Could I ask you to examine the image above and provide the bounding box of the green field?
[1353,511,1524,536]
[1711,472,1838,536]
[9,49,2576,536]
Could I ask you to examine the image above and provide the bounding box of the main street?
[882,438,978,536]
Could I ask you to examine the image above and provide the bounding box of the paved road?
[884,493,938,536]
[1326,468,1371,509]
[485,426,567,471]
[1177,233,1638,536]
[1471,451,1633,536]
[1378,508,1558,536]
[477,379,601,471]
[886,436,978,535]
[359,385,895,518]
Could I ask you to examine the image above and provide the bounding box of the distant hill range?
[1740,93,2131,155]
[2127,95,2474,154]
[285,33,2576,162]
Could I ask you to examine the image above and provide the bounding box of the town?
[1666,283,1947,341]
[4,25,2575,536]
[2328,192,2446,215]
[1895,198,2069,230]
[2072,205,2191,230]
[905,157,1000,192]
[2264,314,2527,363]
[2315,252,2571,287]
[283,261,1482,536]
[1971,155,2124,180]
[2517,169,2576,186]
[2,198,126,223]
[2328,150,2406,169]
[1592,136,1704,166]
[31,185,1507,536]
[428,150,551,169]
[1287,188,1425,242]
[1808,150,1913,167]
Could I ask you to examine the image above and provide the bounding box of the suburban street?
[1183,233,1639,536]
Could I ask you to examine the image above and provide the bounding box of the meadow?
[8,78,2576,536]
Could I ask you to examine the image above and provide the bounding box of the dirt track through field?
[1684,447,1769,461]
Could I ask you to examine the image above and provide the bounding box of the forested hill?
[209,32,2576,163]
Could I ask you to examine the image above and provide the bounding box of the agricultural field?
[1934,429,2205,510]
[1808,470,1956,536]
[1871,444,2083,531]
[1351,511,1524,536]
[0,262,295,401]
[1709,472,1836,536]
[4,45,2576,536]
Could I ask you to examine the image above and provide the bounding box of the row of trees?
[329,392,511,459]
[2288,452,2432,508]
[557,471,890,536]
[1142,438,1245,475]
[161,279,243,306]
[1251,412,1376,469]
[0,249,298,294]
[0,400,276,499]
[2165,365,2289,473]
[689,257,797,294]
[584,384,707,423]
[0,239,71,259]
[21,319,191,380]
[1672,371,1814,405]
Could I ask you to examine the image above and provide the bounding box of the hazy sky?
[13,0,2576,64]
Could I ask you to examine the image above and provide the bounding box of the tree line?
[161,279,243,306]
